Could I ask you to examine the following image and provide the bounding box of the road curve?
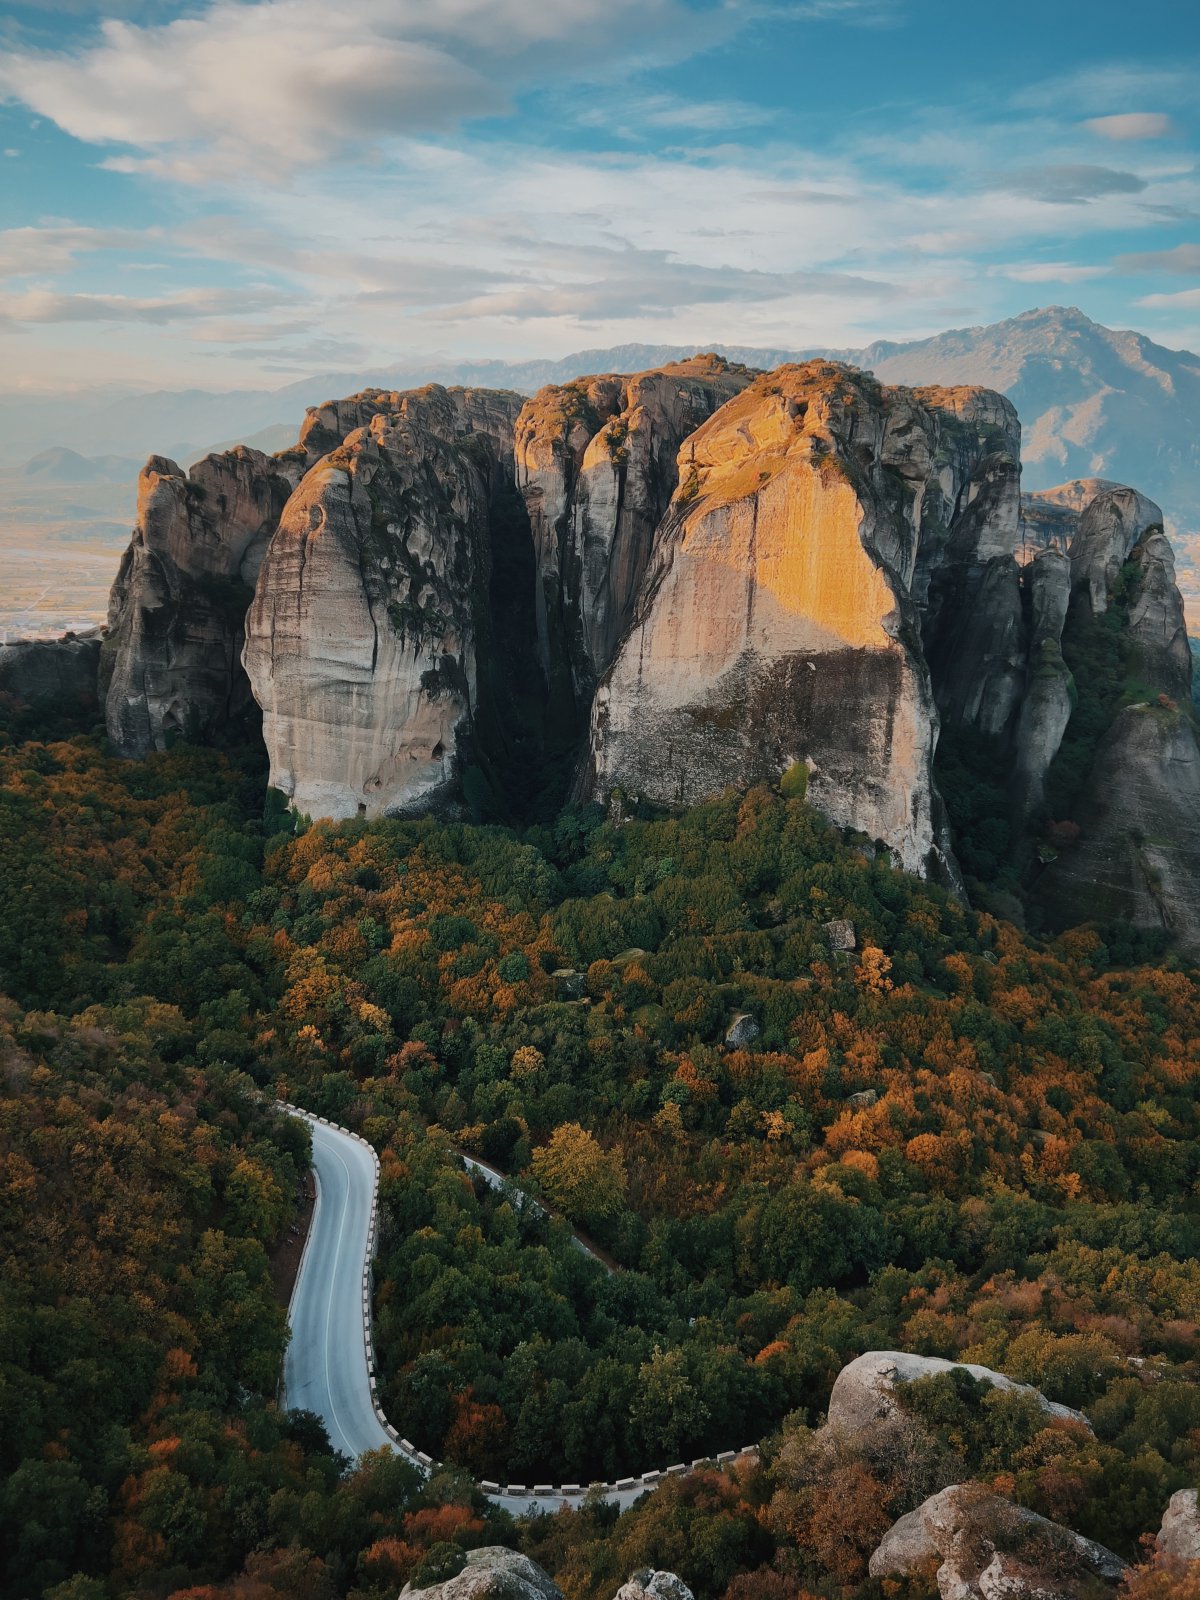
[283,1113,393,1461]
[281,1107,753,1517]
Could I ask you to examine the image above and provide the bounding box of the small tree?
[530,1121,627,1227]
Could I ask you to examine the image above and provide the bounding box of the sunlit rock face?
[515,357,753,712]
[102,446,299,756]
[586,363,1023,877]
[243,389,524,821]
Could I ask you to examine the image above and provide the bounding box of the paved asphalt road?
[283,1114,394,1462]
[281,1109,732,1515]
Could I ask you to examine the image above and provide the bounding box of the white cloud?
[0,0,696,171]
[1000,261,1109,284]
[1137,287,1200,310]
[1084,112,1177,141]
[0,224,150,279]
[0,285,293,323]
[1116,243,1200,275]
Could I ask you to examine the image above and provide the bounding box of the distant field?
[0,524,129,642]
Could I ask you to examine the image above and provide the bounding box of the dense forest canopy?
[0,693,1197,1599]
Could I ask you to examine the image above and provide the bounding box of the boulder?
[869,1483,1127,1598]
[400,1547,561,1600]
[725,1013,761,1050]
[613,1574,694,1600]
[1157,1488,1200,1564]
[823,918,857,952]
[827,1352,1091,1440]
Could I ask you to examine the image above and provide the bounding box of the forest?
[1,687,1197,1599]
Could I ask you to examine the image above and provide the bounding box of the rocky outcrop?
[297,384,524,471]
[243,389,524,820]
[613,1574,693,1600]
[1157,1489,1200,1564]
[400,1548,561,1600]
[1021,479,1200,946]
[587,364,1024,877]
[515,357,752,711]
[869,1484,1128,1598]
[101,447,299,755]
[827,1352,1090,1441]
[1034,702,1200,948]
[0,630,101,712]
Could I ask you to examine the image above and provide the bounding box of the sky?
[0,0,1198,393]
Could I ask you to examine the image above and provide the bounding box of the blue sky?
[0,0,1197,391]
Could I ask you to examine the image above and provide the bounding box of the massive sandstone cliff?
[243,386,525,820]
[514,357,752,714]
[585,364,1025,877]
[101,447,299,755]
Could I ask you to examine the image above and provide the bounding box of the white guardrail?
[277,1103,760,1510]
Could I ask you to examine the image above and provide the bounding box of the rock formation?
[586,364,1024,877]
[826,1352,1090,1441]
[101,447,299,756]
[869,1483,1128,1598]
[86,354,1200,950]
[1020,479,1200,946]
[1157,1489,1200,1565]
[243,387,525,820]
[399,1548,561,1600]
[0,630,102,714]
[515,357,752,712]
[613,1574,693,1600]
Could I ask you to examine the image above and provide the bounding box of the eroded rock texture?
[515,357,752,712]
[826,1352,1089,1442]
[1022,479,1200,946]
[399,1548,561,1600]
[243,387,525,820]
[869,1484,1127,1598]
[102,447,299,756]
[586,364,1023,877]
[0,631,102,714]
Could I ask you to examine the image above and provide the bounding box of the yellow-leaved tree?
[530,1121,627,1229]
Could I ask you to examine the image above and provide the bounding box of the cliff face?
[1019,479,1200,944]
[101,447,299,756]
[586,364,1024,877]
[514,357,752,711]
[243,387,524,821]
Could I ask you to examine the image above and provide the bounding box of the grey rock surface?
[1157,1488,1200,1564]
[827,1351,1090,1439]
[400,1548,562,1600]
[869,1484,1127,1598]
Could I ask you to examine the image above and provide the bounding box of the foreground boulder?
[400,1547,561,1600]
[1157,1489,1200,1564]
[869,1483,1127,1597]
[827,1351,1091,1440]
[613,1574,693,1600]
[244,387,524,820]
[102,447,299,755]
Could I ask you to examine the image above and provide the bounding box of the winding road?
[280,1106,754,1516]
